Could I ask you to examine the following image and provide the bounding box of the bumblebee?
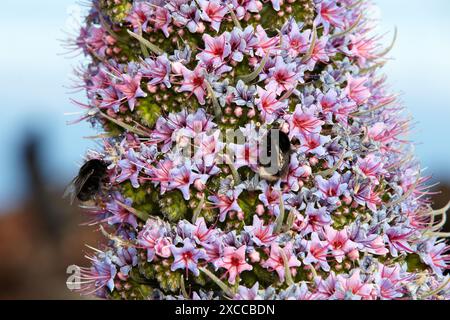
[64,159,109,204]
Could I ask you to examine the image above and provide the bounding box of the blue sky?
[0,0,449,210]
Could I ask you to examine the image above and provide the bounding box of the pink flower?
[303,204,332,234]
[353,184,381,212]
[314,272,338,299]
[153,7,171,37]
[347,33,379,66]
[168,162,197,200]
[197,34,231,67]
[208,189,243,222]
[356,153,384,185]
[361,235,389,256]
[218,245,253,284]
[305,37,330,71]
[244,215,276,247]
[345,75,371,105]
[115,74,147,111]
[154,237,173,258]
[137,221,168,262]
[255,87,288,124]
[230,142,259,170]
[179,65,208,105]
[283,21,310,57]
[420,239,450,276]
[384,227,416,257]
[231,0,262,19]
[199,0,228,32]
[288,105,324,138]
[171,239,208,277]
[258,181,284,216]
[374,263,409,299]
[235,282,262,300]
[254,25,279,56]
[262,242,301,282]
[191,217,218,245]
[266,56,300,96]
[314,0,345,34]
[323,226,357,263]
[148,159,174,195]
[298,133,331,157]
[335,270,374,300]
[303,232,330,271]
[186,108,216,135]
[126,2,153,33]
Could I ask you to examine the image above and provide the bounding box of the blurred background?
[0,0,449,299]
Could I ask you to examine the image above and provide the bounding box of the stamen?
[378,27,398,57]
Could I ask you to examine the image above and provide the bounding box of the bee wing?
[63,169,95,205]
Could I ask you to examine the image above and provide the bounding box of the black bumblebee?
[258,130,293,182]
[64,159,109,204]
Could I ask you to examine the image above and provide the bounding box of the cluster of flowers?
[69,0,450,300]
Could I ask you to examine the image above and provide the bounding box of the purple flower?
[113,247,138,276]
[170,239,207,277]
[106,193,138,229]
[140,55,172,88]
[116,149,146,188]
[315,172,348,205]
[126,2,153,33]
[79,254,117,294]
[173,3,203,34]
[384,226,415,257]
[303,204,332,234]
[419,238,450,276]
